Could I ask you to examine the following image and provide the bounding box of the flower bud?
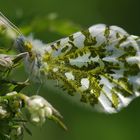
[0,106,10,119]
[26,95,54,125]
[10,126,23,140]
[0,54,13,72]
[25,95,67,130]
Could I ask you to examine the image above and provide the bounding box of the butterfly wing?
[35,24,140,113]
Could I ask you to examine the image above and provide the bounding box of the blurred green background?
[1,0,140,140]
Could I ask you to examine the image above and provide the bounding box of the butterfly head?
[15,35,33,53]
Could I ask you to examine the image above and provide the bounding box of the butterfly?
[1,12,140,114]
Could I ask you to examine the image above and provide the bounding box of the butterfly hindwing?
[39,24,140,113]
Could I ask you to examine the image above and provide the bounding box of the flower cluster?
[0,91,67,140]
[25,95,67,130]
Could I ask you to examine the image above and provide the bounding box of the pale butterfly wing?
[36,24,140,113]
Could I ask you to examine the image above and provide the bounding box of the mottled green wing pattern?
[39,24,140,113]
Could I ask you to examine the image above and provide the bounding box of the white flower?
[24,95,67,130]
[0,106,10,119]
[0,54,13,72]
[26,95,61,125]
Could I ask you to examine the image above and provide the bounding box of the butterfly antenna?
[0,11,22,36]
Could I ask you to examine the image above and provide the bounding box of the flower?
[0,106,10,119]
[10,126,23,140]
[26,95,65,124]
[0,54,13,72]
[25,95,67,130]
